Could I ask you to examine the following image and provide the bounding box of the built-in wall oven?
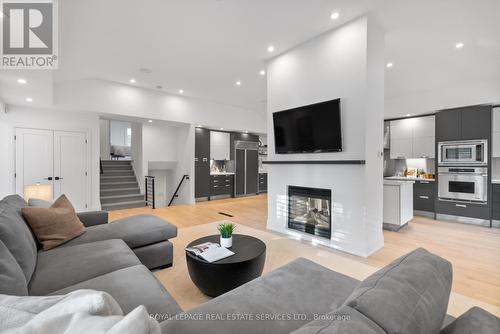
[438,140,487,166]
[438,167,488,203]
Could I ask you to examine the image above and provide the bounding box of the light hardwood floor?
[109,194,500,307]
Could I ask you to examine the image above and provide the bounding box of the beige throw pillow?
[21,195,85,250]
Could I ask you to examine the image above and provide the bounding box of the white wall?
[130,122,143,191]
[54,79,266,133]
[385,78,500,118]
[266,15,385,257]
[0,106,101,210]
[110,120,131,146]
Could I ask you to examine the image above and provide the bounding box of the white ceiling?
[1,0,499,117]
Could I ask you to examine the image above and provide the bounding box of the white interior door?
[54,131,88,211]
[15,128,54,197]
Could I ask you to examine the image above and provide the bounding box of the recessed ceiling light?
[259,70,266,76]
[197,125,203,128]
[330,12,340,20]
[179,89,184,94]
[148,119,153,123]
[129,78,136,83]
[220,128,224,130]
[17,78,27,84]
[25,97,33,102]
[236,81,241,86]
[267,45,275,53]
[386,62,393,68]
[245,130,249,133]
[406,114,411,117]
[455,42,464,49]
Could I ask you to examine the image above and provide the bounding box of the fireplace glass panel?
[288,186,331,239]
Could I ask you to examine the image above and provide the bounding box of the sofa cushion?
[22,195,86,250]
[0,195,37,282]
[0,240,28,296]
[440,307,500,334]
[29,239,141,295]
[161,258,359,334]
[50,265,182,318]
[60,214,177,249]
[345,248,452,334]
[290,306,386,334]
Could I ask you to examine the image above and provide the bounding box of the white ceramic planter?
[220,236,233,248]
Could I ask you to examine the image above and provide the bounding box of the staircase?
[100,160,145,211]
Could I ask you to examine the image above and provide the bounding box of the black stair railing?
[145,176,155,209]
[168,175,189,207]
[100,159,103,174]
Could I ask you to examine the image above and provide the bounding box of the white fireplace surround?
[265,15,385,257]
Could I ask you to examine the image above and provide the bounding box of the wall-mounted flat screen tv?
[273,98,342,154]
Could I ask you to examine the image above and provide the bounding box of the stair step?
[100,193,145,204]
[101,170,135,176]
[102,165,133,170]
[101,160,133,165]
[100,187,141,196]
[100,175,137,182]
[101,181,138,189]
[102,200,146,211]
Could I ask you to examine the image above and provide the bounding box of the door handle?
[194,158,199,162]
[455,204,467,208]
[54,177,63,180]
[419,196,429,199]
[44,177,53,181]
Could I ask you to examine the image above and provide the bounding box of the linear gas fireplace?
[288,186,331,239]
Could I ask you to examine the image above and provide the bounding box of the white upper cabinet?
[390,116,435,159]
[492,108,500,157]
[210,131,230,160]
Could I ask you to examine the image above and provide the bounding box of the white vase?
[220,236,232,248]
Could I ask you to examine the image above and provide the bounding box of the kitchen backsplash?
[210,159,235,173]
[384,157,435,177]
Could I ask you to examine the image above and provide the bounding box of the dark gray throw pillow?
[0,240,28,295]
[344,248,452,334]
[441,307,500,334]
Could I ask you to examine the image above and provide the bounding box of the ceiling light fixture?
[245,131,249,133]
[197,125,203,128]
[455,42,464,49]
[148,119,153,123]
[406,114,411,117]
[220,128,224,130]
[17,78,27,84]
[330,12,340,20]
[267,45,275,53]
[236,81,241,86]
[25,97,33,102]
[129,78,136,83]
[386,62,393,68]
[259,70,266,76]
[179,89,184,94]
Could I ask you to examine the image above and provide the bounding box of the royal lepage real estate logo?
[1,0,58,69]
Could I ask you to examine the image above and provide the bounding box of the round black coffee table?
[185,234,266,297]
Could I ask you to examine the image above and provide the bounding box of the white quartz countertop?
[210,172,235,175]
[492,179,500,184]
[384,176,435,182]
[384,179,415,186]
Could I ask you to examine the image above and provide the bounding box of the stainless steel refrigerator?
[234,141,259,196]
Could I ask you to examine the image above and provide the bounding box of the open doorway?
[100,119,133,160]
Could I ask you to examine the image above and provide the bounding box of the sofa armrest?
[77,211,109,227]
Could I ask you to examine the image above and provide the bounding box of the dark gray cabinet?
[210,175,234,196]
[413,180,434,212]
[436,106,491,142]
[195,128,210,198]
[258,173,268,192]
[492,184,500,220]
[235,148,259,196]
[435,200,490,220]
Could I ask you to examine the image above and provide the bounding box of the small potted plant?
[217,222,236,248]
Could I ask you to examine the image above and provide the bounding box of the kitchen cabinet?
[210,175,234,197]
[413,180,435,212]
[195,128,210,198]
[436,106,491,142]
[435,200,490,220]
[383,180,414,231]
[389,116,435,159]
[210,131,230,160]
[491,108,500,157]
[258,173,267,192]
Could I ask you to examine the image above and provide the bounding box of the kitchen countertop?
[384,176,435,182]
[210,172,235,176]
[384,179,415,186]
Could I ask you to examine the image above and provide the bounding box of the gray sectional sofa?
[0,194,182,317]
[1,194,499,333]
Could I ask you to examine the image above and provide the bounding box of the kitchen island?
[383,179,414,231]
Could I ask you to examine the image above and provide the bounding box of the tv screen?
[273,98,342,154]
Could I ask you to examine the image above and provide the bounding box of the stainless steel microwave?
[438,140,487,166]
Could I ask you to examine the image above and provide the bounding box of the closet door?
[53,131,88,211]
[15,128,54,198]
